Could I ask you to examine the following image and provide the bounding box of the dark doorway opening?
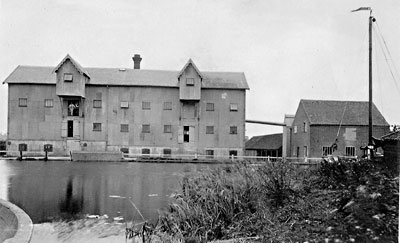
[67,120,73,137]
[183,126,189,142]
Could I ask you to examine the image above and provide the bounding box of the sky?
[0,0,399,138]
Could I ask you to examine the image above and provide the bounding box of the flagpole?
[352,7,375,159]
[368,13,375,159]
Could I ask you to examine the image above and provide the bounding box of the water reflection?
[0,160,213,223]
[59,176,83,219]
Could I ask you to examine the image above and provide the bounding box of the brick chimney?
[132,54,142,69]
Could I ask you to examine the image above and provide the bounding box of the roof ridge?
[301,99,368,103]
[300,100,312,124]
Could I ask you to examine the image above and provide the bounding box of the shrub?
[152,158,398,242]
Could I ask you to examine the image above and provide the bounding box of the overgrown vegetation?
[129,159,398,242]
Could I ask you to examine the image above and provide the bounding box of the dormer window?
[64,73,73,82]
[186,78,194,86]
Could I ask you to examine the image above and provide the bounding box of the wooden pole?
[368,15,376,158]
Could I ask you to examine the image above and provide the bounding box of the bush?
[150,159,398,242]
[157,161,299,242]
[314,159,399,242]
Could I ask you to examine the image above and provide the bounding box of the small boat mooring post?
[44,144,53,161]
[18,143,27,161]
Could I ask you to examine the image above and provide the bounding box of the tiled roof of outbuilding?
[245,133,283,150]
[3,65,249,89]
[382,130,400,140]
[300,99,389,126]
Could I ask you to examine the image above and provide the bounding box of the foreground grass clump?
[157,161,303,242]
[139,159,398,242]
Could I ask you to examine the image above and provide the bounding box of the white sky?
[1,0,399,138]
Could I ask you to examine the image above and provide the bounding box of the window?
[120,148,129,153]
[164,125,172,133]
[206,103,214,111]
[142,101,151,110]
[142,148,150,155]
[44,99,53,107]
[67,100,80,116]
[229,103,238,112]
[229,150,238,158]
[346,146,356,156]
[186,78,194,86]
[304,146,308,157]
[64,73,73,82]
[93,123,102,131]
[322,146,333,156]
[93,100,102,108]
[120,124,129,132]
[303,122,307,132]
[206,126,214,134]
[120,101,129,108]
[163,102,172,110]
[230,126,238,134]
[163,149,172,157]
[142,124,150,133]
[206,150,214,159]
[294,126,298,134]
[184,126,189,142]
[19,98,27,107]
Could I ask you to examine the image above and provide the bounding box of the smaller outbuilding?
[245,133,282,157]
[381,130,400,173]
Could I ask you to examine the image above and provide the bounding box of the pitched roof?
[52,54,90,78]
[245,133,283,150]
[382,130,400,140]
[3,65,249,89]
[177,59,203,79]
[300,99,389,126]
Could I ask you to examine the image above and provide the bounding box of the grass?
[126,158,398,243]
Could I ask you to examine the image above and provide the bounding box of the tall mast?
[352,7,375,158]
[368,12,376,158]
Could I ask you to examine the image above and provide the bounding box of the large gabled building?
[290,99,390,158]
[3,54,249,157]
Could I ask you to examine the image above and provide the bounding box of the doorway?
[183,126,189,142]
[67,120,73,137]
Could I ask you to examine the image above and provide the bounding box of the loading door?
[67,120,73,137]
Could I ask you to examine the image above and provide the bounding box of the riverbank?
[31,218,126,243]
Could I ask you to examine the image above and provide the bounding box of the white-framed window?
[163,149,171,157]
[346,146,356,156]
[163,102,172,110]
[93,100,102,108]
[19,98,27,107]
[142,124,150,133]
[93,123,102,131]
[294,126,298,134]
[142,148,150,155]
[229,103,238,112]
[186,78,194,86]
[206,150,214,158]
[206,103,214,111]
[44,99,53,108]
[142,101,151,110]
[303,122,307,132]
[322,146,333,156]
[120,101,129,108]
[164,125,172,133]
[64,73,73,82]
[120,124,129,132]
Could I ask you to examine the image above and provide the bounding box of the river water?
[0,160,216,223]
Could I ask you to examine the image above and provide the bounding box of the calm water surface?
[0,160,217,223]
